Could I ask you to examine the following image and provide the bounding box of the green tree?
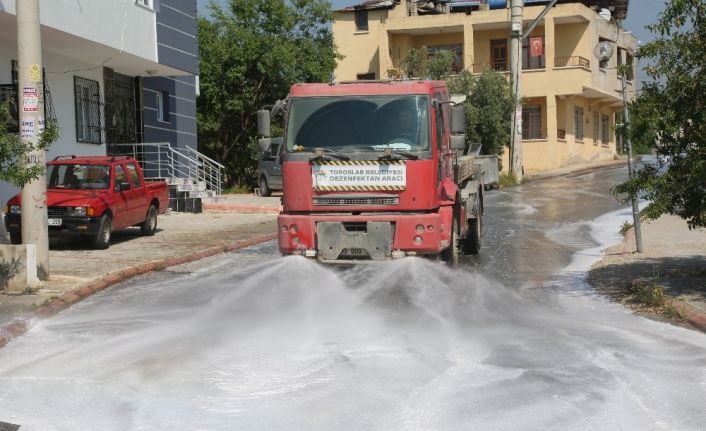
[614,0,706,229]
[400,46,427,78]
[448,70,514,156]
[197,0,339,187]
[426,50,456,80]
[397,48,513,156]
[0,101,58,186]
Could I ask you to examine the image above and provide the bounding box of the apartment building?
[0,0,199,204]
[333,0,637,173]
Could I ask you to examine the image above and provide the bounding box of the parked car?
[4,155,169,249]
[257,137,283,197]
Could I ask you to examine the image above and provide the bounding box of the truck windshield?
[47,164,110,190]
[286,95,430,153]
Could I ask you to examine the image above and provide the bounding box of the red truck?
[257,80,484,263]
[4,155,168,249]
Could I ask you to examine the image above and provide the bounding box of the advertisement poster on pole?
[22,87,38,112]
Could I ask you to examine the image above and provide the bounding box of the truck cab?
[258,80,483,263]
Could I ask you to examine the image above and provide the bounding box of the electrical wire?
[47,0,132,75]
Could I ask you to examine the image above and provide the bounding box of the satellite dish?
[593,40,615,61]
[598,8,612,22]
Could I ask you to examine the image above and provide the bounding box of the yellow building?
[332,0,637,173]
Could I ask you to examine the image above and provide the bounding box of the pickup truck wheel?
[140,205,158,236]
[92,214,112,250]
[9,232,21,245]
[259,176,271,197]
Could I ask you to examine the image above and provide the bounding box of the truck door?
[125,162,149,225]
[112,164,131,229]
[433,93,453,183]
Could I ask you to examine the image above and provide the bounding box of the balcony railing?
[555,56,591,69]
[522,127,547,140]
[472,62,508,73]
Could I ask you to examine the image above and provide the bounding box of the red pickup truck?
[4,155,168,249]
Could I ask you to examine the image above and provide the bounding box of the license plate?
[341,247,366,257]
[48,218,62,226]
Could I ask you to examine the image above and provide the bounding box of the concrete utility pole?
[509,0,523,182]
[620,72,644,253]
[17,0,49,279]
[508,0,559,183]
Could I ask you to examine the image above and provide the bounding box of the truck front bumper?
[5,214,102,236]
[277,208,453,260]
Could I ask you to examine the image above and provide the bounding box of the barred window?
[601,114,610,145]
[522,105,542,140]
[574,106,584,141]
[74,76,102,144]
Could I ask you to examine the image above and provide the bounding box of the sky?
[196,0,666,85]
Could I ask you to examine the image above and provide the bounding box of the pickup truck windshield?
[286,95,429,153]
[47,164,110,190]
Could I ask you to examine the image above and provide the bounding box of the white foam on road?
[0,222,705,430]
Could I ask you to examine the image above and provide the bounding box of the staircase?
[110,143,224,213]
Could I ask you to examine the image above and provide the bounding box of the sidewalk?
[588,215,706,332]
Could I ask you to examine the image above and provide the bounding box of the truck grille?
[313,196,399,206]
[48,207,70,217]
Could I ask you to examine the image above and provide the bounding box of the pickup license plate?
[48,218,62,226]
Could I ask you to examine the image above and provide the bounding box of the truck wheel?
[9,232,21,245]
[92,214,112,250]
[140,205,158,236]
[463,217,482,255]
[440,214,460,265]
[259,176,271,197]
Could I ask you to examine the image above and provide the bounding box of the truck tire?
[9,232,21,245]
[440,211,460,265]
[463,217,482,255]
[92,214,112,250]
[140,205,158,236]
[259,176,271,197]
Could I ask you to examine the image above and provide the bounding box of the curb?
[526,159,627,181]
[0,233,277,350]
[617,228,706,334]
[203,202,282,214]
[672,301,706,333]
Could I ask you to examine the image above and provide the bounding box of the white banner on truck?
[312,161,406,191]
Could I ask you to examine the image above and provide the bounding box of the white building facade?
[0,0,199,205]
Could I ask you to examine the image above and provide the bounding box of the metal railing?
[522,127,547,140]
[111,142,224,195]
[472,62,509,74]
[555,56,591,69]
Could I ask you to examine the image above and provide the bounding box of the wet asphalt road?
[464,165,628,285]
[1,165,705,430]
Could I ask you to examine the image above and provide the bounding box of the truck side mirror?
[450,135,466,151]
[450,104,466,135]
[258,138,272,153]
[257,110,271,138]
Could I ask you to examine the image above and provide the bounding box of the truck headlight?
[9,205,21,214]
[70,207,87,216]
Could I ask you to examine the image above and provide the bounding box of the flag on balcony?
[530,36,543,57]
